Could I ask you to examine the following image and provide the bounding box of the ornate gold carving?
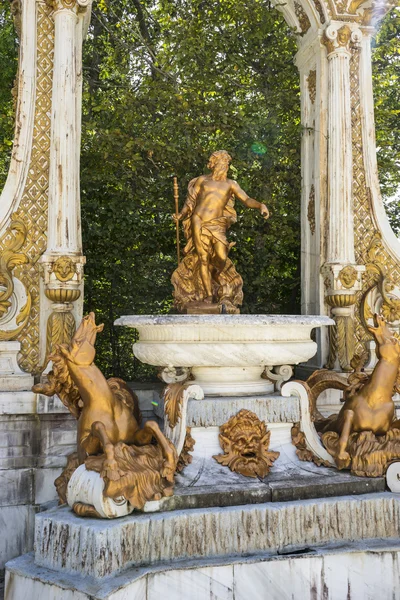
[323,24,352,55]
[322,429,400,477]
[171,151,269,314]
[326,300,356,371]
[338,265,358,289]
[326,294,357,308]
[317,315,400,472]
[34,313,178,514]
[351,39,400,358]
[291,424,332,467]
[348,0,368,14]
[337,24,352,46]
[324,0,394,23]
[312,0,326,24]
[0,3,54,372]
[307,71,317,105]
[55,452,79,504]
[213,409,279,478]
[42,310,76,372]
[307,184,316,234]
[176,427,195,473]
[52,255,77,282]
[0,214,32,341]
[44,288,80,303]
[294,1,311,33]
[163,381,189,428]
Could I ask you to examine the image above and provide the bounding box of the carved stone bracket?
[281,380,335,466]
[264,365,293,391]
[162,381,204,460]
[159,366,191,384]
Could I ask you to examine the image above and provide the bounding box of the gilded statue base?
[185,301,224,314]
[321,429,400,477]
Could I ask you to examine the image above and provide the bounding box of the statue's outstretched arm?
[231,181,269,219]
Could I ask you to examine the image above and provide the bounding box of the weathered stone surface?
[186,395,300,427]
[0,470,33,507]
[34,492,399,579]
[6,539,400,600]
[0,506,36,572]
[37,414,76,468]
[34,468,63,505]
[0,416,36,470]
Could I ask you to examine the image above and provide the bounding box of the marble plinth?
[34,491,398,579]
[7,539,400,600]
[115,315,333,396]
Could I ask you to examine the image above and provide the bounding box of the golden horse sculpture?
[33,313,178,517]
[312,314,400,475]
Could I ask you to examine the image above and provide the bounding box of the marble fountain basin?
[115,314,333,396]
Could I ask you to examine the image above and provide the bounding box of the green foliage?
[81,0,301,379]
[372,7,400,230]
[0,3,18,188]
[0,3,399,380]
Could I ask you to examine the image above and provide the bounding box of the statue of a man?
[171,150,269,313]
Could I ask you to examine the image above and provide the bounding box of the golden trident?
[173,176,181,264]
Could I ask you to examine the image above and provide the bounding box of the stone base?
[6,536,400,600]
[32,491,398,579]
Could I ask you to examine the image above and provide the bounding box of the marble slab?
[115,314,333,327]
[7,538,400,600]
[34,491,399,579]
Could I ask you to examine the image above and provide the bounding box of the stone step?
[34,492,399,580]
[6,538,400,600]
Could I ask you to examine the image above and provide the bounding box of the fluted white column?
[47,0,84,254]
[325,24,356,265]
[39,0,90,369]
[322,23,365,372]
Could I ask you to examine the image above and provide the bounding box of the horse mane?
[33,344,82,419]
[107,377,142,426]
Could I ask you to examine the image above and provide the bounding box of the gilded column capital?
[41,254,85,300]
[322,262,365,298]
[322,23,362,56]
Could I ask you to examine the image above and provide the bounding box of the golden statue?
[34,313,178,517]
[310,314,400,475]
[172,150,269,313]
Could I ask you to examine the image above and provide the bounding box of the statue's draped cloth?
[172,177,243,312]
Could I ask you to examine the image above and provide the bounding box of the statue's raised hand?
[172,212,182,222]
[260,204,269,220]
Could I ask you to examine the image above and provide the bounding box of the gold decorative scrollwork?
[0,214,32,341]
[307,71,317,105]
[294,1,311,33]
[176,428,195,473]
